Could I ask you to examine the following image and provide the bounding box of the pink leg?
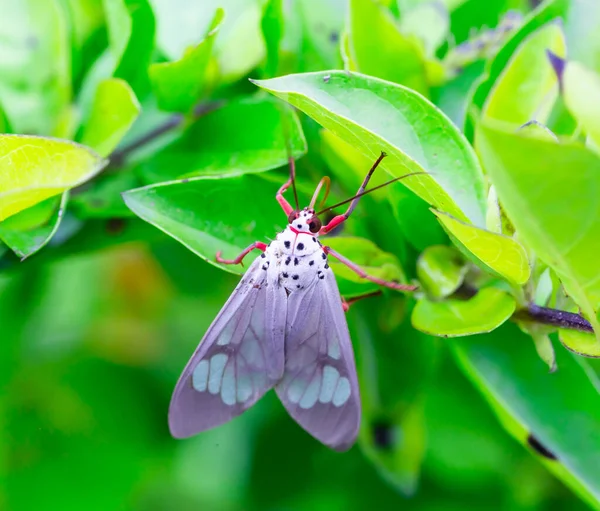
[276,157,297,215]
[320,152,386,235]
[341,290,383,312]
[216,242,268,266]
[325,246,417,292]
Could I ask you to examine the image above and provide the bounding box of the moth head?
[288,208,321,234]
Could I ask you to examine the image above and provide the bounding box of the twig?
[109,100,226,167]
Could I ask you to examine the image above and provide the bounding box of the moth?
[168,152,416,451]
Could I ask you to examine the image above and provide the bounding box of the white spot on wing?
[299,372,320,409]
[208,353,228,394]
[332,376,351,407]
[221,361,236,405]
[217,321,235,345]
[240,338,263,367]
[192,359,209,392]
[319,365,339,403]
[237,372,253,403]
[287,376,304,404]
[327,335,341,359]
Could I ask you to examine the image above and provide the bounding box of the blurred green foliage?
[2,0,600,509]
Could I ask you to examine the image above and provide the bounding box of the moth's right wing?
[169,256,286,438]
[276,270,361,451]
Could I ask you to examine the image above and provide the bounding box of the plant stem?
[515,304,594,333]
[109,100,226,167]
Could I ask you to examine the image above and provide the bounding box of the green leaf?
[465,0,568,140]
[253,71,486,226]
[416,245,467,299]
[0,0,71,135]
[348,0,429,95]
[136,97,306,183]
[325,236,408,296]
[79,78,140,157]
[260,0,284,77]
[149,8,224,113]
[0,193,68,259]
[478,121,600,339]
[482,22,565,125]
[398,2,449,58]
[452,323,600,508]
[558,59,600,150]
[103,0,155,94]
[351,300,438,495]
[433,210,531,286]
[559,330,600,359]
[412,288,516,337]
[152,0,265,84]
[0,135,106,221]
[123,174,288,275]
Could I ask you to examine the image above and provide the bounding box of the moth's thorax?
[263,226,331,294]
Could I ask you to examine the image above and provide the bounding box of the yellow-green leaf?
[0,135,106,221]
[412,288,516,337]
[559,330,600,358]
[482,22,565,125]
[79,78,140,157]
[433,210,530,285]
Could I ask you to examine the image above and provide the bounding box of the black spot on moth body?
[309,260,315,266]
[297,243,304,250]
[282,272,289,278]
[261,253,266,258]
[292,275,299,280]
[321,252,326,260]
[324,263,329,269]
[284,241,291,248]
[285,257,291,265]
[294,258,299,266]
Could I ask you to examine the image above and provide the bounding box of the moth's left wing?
[276,270,361,451]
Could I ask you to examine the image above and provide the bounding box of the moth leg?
[276,157,296,215]
[324,246,417,292]
[341,290,383,312]
[320,152,386,235]
[216,242,268,265]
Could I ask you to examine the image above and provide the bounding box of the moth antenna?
[289,156,300,211]
[317,171,430,215]
[309,176,331,210]
[279,103,301,211]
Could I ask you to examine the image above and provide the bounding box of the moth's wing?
[276,270,361,451]
[169,255,286,438]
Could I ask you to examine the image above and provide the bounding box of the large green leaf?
[149,8,224,113]
[482,22,565,125]
[433,210,531,286]
[0,0,71,135]
[412,288,516,337]
[348,0,428,95]
[123,174,400,293]
[79,78,140,157]
[0,193,68,259]
[478,121,600,338]
[253,71,486,225]
[136,97,306,183]
[0,135,106,221]
[453,323,600,508]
